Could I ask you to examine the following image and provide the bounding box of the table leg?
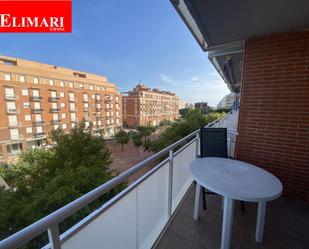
[256,201,266,242]
[221,197,234,249]
[193,182,201,220]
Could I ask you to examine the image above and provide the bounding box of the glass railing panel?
[137,161,169,249]
[171,141,196,213]
[62,189,137,249]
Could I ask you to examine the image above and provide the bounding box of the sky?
[0,0,230,106]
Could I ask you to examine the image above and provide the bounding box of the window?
[10,129,19,140]
[6,143,22,155]
[98,120,102,126]
[71,113,76,121]
[52,102,58,109]
[60,92,65,97]
[70,103,75,111]
[49,80,54,86]
[60,81,65,87]
[89,85,94,90]
[97,103,101,108]
[60,103,65,108]
[22,89,28,96]
[85,121,89,128]
[36,126,43,133]
[34,102,41,109]
[61,113,66,119]
[5,88,14,98]
[96,94,101,100]
[53,113,58,120]
[23,102,30,109]
[84,103,89,108]
[51,91,57,98]
[33,89,39,96]
[96,86,100,91]
[71,123,76,128]
[8,115,18,126]
[69,82,73,88]
[54,125,59,130]
[26,127,32,133]
[116,96,119,101]
[33,77,39,84]
[91,94,95,99]
[83,93,88,102]
[4,74,11,81]
[19,75,26,82]
[69,92,74,101]
[25,115,31,121]
[7,102,16,112]
[79,83,84,88]
[62,123,67,129]
[35,114,42,121]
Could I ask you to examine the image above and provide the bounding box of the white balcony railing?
[0,129,200,249]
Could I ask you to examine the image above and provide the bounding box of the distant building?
[123,84,179,127]
[194,102,209,113]
[0,55,122,162]
[217,93,234,109]
[178,100,188,110]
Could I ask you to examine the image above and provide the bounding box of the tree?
[115,130,130,151]
[131,133,143,154]
[136,125,154,142]
[0,121,126,248]
[149,110,225,152]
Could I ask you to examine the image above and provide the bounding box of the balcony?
[33,120,44,125]
[0,119,308,249]
[4,95,18,101]
[8,121,20,128]
[95,98,101,103]
[48,96,60,102]
[30,96,42,101]
[6,108,18,114]
[32,108,44,113]
[34,132,46,137]
[50,108,60,113]
[96,107,102,111]
[51,120,60,124]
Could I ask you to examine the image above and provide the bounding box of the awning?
[171,0,309,93]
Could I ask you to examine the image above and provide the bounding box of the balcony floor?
[155,185,309,249]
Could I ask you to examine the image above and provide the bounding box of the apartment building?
[123,84,179,127]
[216,93,235,110]
[0,55,122,162]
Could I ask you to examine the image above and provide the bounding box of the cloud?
[157,72,230,107]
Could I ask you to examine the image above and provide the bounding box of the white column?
[221,197,234,249]
[256,201,266,242]
[193,183,201,220]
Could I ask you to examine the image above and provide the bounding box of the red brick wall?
[236,32,309,201]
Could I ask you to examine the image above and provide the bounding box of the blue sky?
[0,0,229,106]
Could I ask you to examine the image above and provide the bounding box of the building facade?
[194,102,209,113]
[0,55,122,162]
[123,84,179,127]
[216,93,234,110]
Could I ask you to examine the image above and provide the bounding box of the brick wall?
[236,32,309,200]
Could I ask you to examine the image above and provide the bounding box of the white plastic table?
[189,157,282,249]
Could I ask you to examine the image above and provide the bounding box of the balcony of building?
[33,120,45,126]
[51,120,60,125]
[48,97,60,102]
[4,95,18,101]
[32,108,44,114]
[30,96,42,101]
[50,108,61,113]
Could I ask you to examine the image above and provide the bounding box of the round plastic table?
[189,157,282,249]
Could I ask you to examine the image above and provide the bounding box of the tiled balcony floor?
[155,185,309,249]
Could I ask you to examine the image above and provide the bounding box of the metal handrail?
[0,129,200,249]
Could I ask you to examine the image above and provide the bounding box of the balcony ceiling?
[171,0,309,93]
